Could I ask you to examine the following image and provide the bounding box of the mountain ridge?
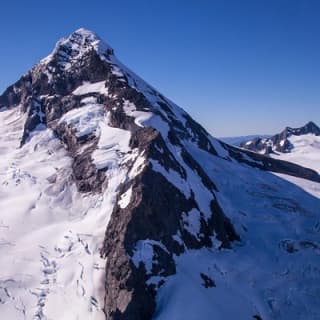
[1,29,320,320]
[239,121,320,154]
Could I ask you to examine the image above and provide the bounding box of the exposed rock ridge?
[239,121,320,154]
[1,29,320,320]
[223,143,320,182]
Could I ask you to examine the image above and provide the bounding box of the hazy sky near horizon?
[1,0,319,136]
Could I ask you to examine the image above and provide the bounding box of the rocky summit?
[0,29,320,320]
[240,121,320,155]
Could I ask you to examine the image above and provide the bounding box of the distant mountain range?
[239,121,320,174]
[220,134,271,146]
[239,121,320,154]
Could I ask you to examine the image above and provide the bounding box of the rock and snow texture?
[153,150,320,320]
[239,122,320,196]
[239,121,320,161]
[0,108,107,319]
[0,28,320,320]
[220,134,271,147]
[271,133,320,173]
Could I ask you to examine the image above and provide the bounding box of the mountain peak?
[1,31,320,320]
[41,28,114,69]
[302,120,320,132]
[306,120,316,126]
[285,121,320,136]
[240,120,320,154]
[72,27,98,36]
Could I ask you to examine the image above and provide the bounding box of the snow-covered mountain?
[220,134,271,147]
[1,29,320,320]
[240,122,320,173]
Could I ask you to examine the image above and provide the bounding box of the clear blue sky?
[1,0,319,136]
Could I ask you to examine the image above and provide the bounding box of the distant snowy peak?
[240,121,320,154]
[238,121,320,174]
[41,28,114,70]
[285,121,320,136]
[220,134,271,147]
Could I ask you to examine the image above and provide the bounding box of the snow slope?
[154,145,320,320]
[0,105,144,319]
[0,28,320,320]
[271,134,320,173]
[0,107,107,319]
[271,134,320,199]
[238,122,320,174]
[238,126,320,200]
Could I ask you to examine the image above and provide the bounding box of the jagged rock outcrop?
[1,29,320,320]
[240,121,320,154]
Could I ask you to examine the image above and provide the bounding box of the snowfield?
[270,134,320,200]
[1,28,320,320]
[2,103,319,319]
[271,134,320,173]
[0,107,107,319]
[0,106,144,319]
[153,145,320,320]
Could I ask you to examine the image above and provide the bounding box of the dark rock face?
[239,121,320,154]
[1,29,320,320]
[101,132,240,319]
[200,273,216,288]
[101,168,182,320]
[21,97,47,145]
